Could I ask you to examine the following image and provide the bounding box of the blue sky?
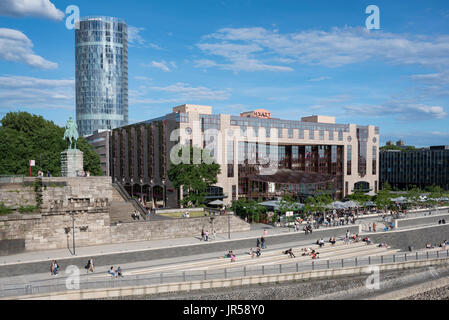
[0,0,448,147]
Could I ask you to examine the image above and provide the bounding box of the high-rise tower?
[75,16,128,137]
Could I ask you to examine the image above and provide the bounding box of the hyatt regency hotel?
[105,105,380,208]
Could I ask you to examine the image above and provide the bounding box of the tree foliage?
[167,145,221,207]
[230,198,267,220]
[0,112,102,176]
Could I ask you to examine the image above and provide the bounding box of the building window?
[319,130,324,140]
[266,127,270,138]
[299,129,304,139]
[288,128,293,139]
[309,130,314,140]
[345,181,349,196]
[338,130,343,141]
[240,126,247,137]
[372,146,377,175]
[329,131,334,141]
[278,128,282,138]
[347,145,352,175]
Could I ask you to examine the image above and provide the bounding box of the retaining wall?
[395,213,449,229]
[369,224,449,251]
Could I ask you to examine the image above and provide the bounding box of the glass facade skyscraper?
[75,16,128,137]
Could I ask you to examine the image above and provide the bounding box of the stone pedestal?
[61,149,84,177]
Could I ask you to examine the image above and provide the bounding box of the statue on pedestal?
[63,116,79,150]
[61,116,83,177]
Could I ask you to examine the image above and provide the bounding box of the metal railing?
[1,248,448,299]
[112,183,147,219]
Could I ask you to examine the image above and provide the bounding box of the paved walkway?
[2,207,446,266]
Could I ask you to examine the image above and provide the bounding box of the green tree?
[167,145,221,207]
[0,112,102,176]
[230,198,266,221]
[278,194,301,215]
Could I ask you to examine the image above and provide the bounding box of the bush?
[18,205,38,213]
[0,203,13,215]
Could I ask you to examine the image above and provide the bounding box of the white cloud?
[145,60,178,72]
[128,26,161,49]
[0,0,64,20]
[308,76,331,82]
[196,41,293,72]
[0,28,58,69]
[130,82,231,104]
[344,102,447,121]
[198,26,449,70]
[0,75,74,110]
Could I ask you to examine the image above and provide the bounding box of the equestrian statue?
[63,116,79,150]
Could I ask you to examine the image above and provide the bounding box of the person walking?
[212,229,216,240]
[86,258,94,273]
[256,237,260,248]
[205,230,209,241]
[201,228,205,241]
[261,236,266,249]
[373,223,377,232]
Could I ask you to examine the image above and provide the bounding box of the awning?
[208,200,224,206]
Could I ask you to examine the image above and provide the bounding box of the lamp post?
[72,211,76,255]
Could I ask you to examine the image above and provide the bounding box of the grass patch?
[158,211,206,218]
[18,205,39,213]
[0,202,13,215]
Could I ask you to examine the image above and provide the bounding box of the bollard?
[262,265,265,275]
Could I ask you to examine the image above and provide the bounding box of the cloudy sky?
[0,0,448,146]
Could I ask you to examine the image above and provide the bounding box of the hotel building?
[108,105,380,208]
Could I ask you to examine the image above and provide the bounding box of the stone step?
[109,201,137,223]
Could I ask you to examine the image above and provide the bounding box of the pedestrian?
[261,236,266,249]
[369,223,372,232]
[212,229,216,240]
[250,248,255,259]
[116,267,123,277]
[85,258,94,273]
[256,237,260,248]
[205,230,209,241]
[373,223,376,232]
[201,228,205,241]
[256,247,261,257]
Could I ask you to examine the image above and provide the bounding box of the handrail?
[112,183,146,219]
[1,249,448,299]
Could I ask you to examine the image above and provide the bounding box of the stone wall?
[0,183,36,208]
[395,212,449,229]
[110,215,250,243]
[369,224,449,251]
